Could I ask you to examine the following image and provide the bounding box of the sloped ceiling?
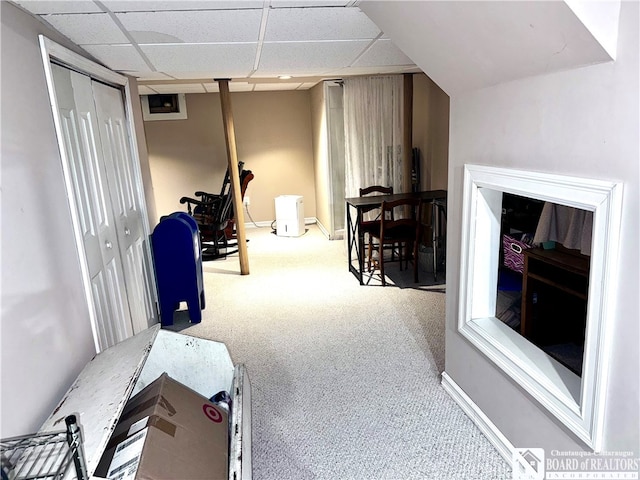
[14,0,420,93]
[360,0,619,96]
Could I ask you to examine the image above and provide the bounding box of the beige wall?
[145,90,317,225]
[412,73,450,191]
[146,76,448,236]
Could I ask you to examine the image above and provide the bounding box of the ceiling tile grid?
[14,0,417,93]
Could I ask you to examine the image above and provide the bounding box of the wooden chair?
[359,185,393,272]
[179,163,254,259]
[369,197,421,286]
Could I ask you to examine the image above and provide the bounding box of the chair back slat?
[380,198,421,240]
[359,185,393,220]
[368,197,421,285]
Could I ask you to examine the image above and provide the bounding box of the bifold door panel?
[51,64,153,350]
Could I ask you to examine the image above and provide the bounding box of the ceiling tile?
[203,82,255,92]
[253,83,302,91]
[140,44,257,76]
[14,1,102,14]
[103,1,263,12]
[165,72,250,80]
[298,81,320,89]
[258,40,369,72]
[43,13,129,45]
[137,85,158,95]
[133,72,176,80]
[116,9,262,43]
[353,39,414,67]
[326,65,421,77]
[264,7,380,41]
[230,83,256,92]
[270,1,352,7]
[150,83,206,94]
[81,44,152,71]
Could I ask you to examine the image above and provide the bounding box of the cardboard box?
[96,373,228,480]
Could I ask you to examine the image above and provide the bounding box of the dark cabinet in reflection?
[521,247,590,375]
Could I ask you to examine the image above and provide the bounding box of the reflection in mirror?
[496,194,591,377]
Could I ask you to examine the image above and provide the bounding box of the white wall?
[1,2,97,436]
[1,3,156,438]
[445,2,638,452]
[362,0,639,453]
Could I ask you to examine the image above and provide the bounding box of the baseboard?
[244,218,317,230]
[244,220,272,229]
[316,220,330,238]
[441,371,515,467]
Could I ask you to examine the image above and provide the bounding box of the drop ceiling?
[15,0,420,94]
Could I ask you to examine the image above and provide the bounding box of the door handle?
[105,241,113,250]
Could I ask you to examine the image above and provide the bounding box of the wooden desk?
[345,190,447,285]
[520,247,590,340]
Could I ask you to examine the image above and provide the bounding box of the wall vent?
[142,93,187,121]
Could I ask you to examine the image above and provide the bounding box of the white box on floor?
[275,195,304,237]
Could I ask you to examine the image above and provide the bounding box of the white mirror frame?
[458,164,622,451]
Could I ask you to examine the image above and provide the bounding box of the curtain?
[343,75,404,198]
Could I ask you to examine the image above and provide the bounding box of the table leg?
[346,204,364,285]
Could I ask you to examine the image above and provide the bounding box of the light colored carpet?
[172,225,510,480]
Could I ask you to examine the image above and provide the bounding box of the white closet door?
[52,64,134,349]
[92,81,154,335]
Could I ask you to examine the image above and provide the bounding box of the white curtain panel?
[343,75,404,198]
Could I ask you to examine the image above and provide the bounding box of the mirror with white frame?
[458,164,622,451]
